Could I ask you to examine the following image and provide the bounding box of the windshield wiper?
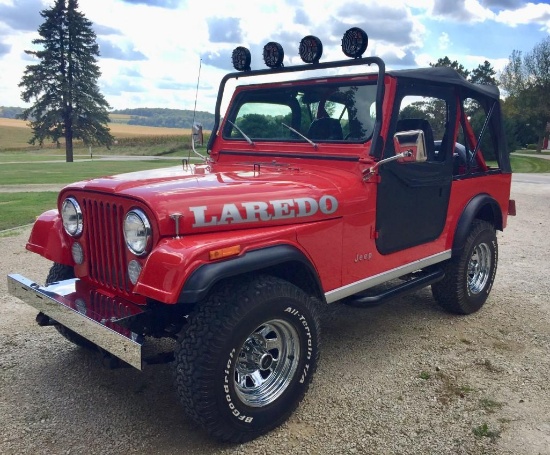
[227,120,254,146]
[282,123,318,149]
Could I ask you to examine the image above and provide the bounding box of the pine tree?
[19,0,113,162]
[469,60,497,85]
[430,56,470,79]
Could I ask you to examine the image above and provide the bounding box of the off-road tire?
[46,263,96,350]
[432,220,497,314]
[174,275,321,443]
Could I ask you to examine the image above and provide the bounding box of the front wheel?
[432,220,498,314]
[174,275,321,442]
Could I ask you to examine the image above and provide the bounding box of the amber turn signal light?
[209,245,242,261]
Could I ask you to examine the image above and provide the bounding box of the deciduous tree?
[500,37,550,152]
[19,0,113,162]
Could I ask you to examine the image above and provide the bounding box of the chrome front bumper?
[7,274,144,370]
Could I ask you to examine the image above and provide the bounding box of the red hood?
[61,161,361,235]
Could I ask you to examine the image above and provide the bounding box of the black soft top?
[388,66,500,100]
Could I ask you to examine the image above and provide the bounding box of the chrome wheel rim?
[468,242,492,294]
[234,319,300,407]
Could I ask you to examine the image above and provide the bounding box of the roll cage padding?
[452,193,503,256]
[178,244,323,304]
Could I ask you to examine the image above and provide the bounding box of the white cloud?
[438,32,451,50]
[0,0,547,111]
[495,2,550,32]
[431,0,495,22]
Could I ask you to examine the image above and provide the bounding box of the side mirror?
[393,129,428,163]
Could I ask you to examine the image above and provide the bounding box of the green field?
[509,154,550,172]
[0,159,184,185]
[0,159,188,231]
[0,117,195,151]
[0,118,212,230]
[0,192,58,231]
[0,144,548,231]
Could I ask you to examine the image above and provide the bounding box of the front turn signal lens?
[209,245,241,261]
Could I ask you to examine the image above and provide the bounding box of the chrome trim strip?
[325,250,452,304]
[7,274,143,370]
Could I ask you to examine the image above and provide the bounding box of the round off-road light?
[299,35,323,64]
[123,209,152,256]
[342,27,368,58]
[263,42,284,68]
[232,46,251,71]
[71,242,84,265]
[61,197,83,237]
[128,260,142,285]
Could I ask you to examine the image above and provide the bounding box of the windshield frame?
[207,57,386,158]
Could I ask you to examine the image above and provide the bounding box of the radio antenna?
[189,57,205,161]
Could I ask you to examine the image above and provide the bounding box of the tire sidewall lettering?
[220,301,317,426]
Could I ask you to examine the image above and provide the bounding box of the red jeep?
[8,29,515,442]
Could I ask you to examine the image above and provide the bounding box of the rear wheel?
[174,275,321,442]
[46,263,96,349]
[432,220,498,314]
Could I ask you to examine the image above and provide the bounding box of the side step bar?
[344,268,445,307]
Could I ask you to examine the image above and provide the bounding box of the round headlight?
[123,209,152,256]
[61,197,83,237]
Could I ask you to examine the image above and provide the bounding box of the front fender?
[179,244,322,304]
[134,226,315,304]
[26,210,72,265]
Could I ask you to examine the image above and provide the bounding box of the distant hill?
[0,106,215,130]
[0,106,25,119]
[110,108,215,130]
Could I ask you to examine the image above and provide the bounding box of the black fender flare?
[452,193,503,256]
[178,244,323,304]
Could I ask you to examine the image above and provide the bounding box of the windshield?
[222,82,377,143]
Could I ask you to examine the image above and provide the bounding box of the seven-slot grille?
[89,290,137,336]
[83,197,131,295]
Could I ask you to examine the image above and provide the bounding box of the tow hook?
[36,312,56,327]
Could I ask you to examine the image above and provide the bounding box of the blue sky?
[0,0,549,112]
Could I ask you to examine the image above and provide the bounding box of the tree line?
[111,108,215,130]
[0,105,215,130]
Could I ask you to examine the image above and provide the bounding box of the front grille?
[88,290,141,338]
[89,290,135,319]
[83,198,130,295]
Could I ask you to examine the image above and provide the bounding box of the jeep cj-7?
[7,28,516,442]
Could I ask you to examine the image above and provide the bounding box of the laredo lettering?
[190,195,339,228]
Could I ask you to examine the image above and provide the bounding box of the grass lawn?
[509,154,550,173]
[0,159,186,230]
[0,192,58,231]
[513,149,550,155]
[0,149,548,231]
[0,159,184,185]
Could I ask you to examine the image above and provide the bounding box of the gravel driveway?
[1,176,549,454]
